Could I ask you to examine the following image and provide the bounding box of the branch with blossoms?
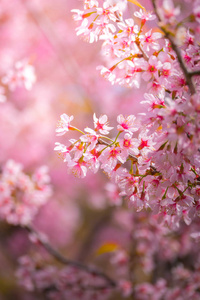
[151,0,199,96]
[55,0,200,229]
[0,159,118,295]
[25,225,117,289]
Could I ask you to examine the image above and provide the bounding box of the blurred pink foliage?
[0,0,200,299]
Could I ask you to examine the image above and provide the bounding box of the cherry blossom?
[56,114,74,136]
[2,60,36,91]
[1,0,200,299]
[117,114,139,133]
[0,160,51,226]
[93,113,113,134]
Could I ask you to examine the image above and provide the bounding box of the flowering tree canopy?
[1,0,200,299]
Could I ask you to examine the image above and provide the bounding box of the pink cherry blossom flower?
[119,280,133,297]
[137,131,155,152]
[71,9,88,22]
[80,127,99,150]
[119,133,139,156]
[96,2,118,22]
[84,0,99,9]
[54,142,72,162]
[147,80,165,96]
[94,19,116,38]
[56,114,74,136]
[83,147,101,173]
[2,60,36,91]
[141,93,165,112]
[159,0,180,23]
[93,113,113,134]
[0,160,51,226]
[142,55,162,82]
[140,29,162,52]
[67,159,87,178]
[117,171,138,196]
[100,146,127,172]
[117,114,139,133]
[134,9,156,23]
[161,62,172,77]
[97,65,116,83]
[118,19,139,38]
[76,18,98,43]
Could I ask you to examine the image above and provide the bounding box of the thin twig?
[151,0,196,95]
[188,70,200,77]
[25,225,117,288]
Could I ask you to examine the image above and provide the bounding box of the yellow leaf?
[96,242,119,256]
[127,0,146,11]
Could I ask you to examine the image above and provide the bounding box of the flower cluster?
[56,0,200,228]
[16,212,200,299]
[0,160,52,226]
[2,59,36,92]
[55,95,200,227]
[17,256,112,300]
[73,0,199,92]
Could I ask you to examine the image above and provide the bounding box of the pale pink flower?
[94,19,116,37]
[96,2,118,22]
[2,60,36,91]
[140,29,162,52]
[119,133,139,156]
[142,55,162,82]
[117,171,138,196]
[137,131,155,153]
[118,19,139,38]
[67,160,87,178]
[83,148,101,173]
[141,93,165,112]
[0,160,51,226]
[80,127,99,150]
[159,0,180,23]
[84,0,99,9]
[100,146,127,172]
[97,65,116,83]
[105,182,122,205]
[147,80,165,96]
[134,9,156,22]
[71,9,86,22]
[129,193,147,212]
[56,114,74,136]
[119,280,132,297]
[54,142,72,163]
[117,114,139,133]
[76,18,98,43]
[93,113,113,134]
[161,62,172,78]
[72,140,86,161]
[32,165,50,187]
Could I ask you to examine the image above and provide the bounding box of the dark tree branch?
[188,70,200,77]
[25,225,117,288]
[151,0,197,95]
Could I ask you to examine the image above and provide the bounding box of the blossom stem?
[71,126,85,135]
